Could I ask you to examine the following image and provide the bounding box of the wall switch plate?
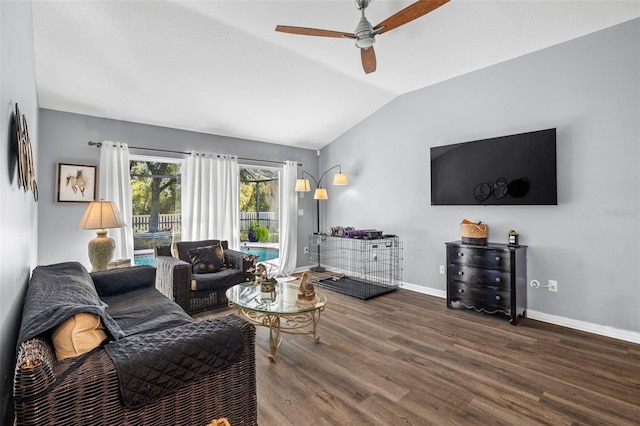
[548,280,558,292]
[439,265,445,275]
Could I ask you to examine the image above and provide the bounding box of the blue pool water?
[134,254,155,267]
[241,247,279,262]
[134,247,279,266]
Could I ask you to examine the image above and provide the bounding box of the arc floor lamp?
[295,165,348,271]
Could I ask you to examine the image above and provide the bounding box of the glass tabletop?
[226,278,327,315]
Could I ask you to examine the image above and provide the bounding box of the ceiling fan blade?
[373,0,450,35]
[361,47,377,74]
[276,25,355,39]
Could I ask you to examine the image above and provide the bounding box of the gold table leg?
[229,302,324,362]
[265,314,282,361]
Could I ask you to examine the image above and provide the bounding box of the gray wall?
[322,19,640,336]
[37,109,319,268]
[0,1,39,423]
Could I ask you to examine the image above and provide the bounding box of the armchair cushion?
[191,269,247,292]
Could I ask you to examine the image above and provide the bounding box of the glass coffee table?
[226,278,327,361]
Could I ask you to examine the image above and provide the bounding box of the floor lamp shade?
[295,178,311,192]
[78,200,125,271]
[313,188,328,200]
[333,172,348,185]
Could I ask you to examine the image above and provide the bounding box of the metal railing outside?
[132,212,278,234]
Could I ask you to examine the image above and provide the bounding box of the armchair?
[155,240,257,314]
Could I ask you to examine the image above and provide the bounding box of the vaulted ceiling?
[32,1,640,150]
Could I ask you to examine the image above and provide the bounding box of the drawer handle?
[495,277,501,283]
[458,252,464,257]
[458,288,464,294]
[495,256,501,261]
[495,295,501,300]
[458,271,464,276]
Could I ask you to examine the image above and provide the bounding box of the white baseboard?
[401,283,640,345]
[401,281,447,299]
[295,272,640,345]
[525,310,640,344]
[292,266,311,274]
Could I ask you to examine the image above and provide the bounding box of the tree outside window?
[131,160,181,254]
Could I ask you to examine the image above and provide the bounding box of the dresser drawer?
[449,264,511,290]
[448,246,511,271]
[449,282,511,312]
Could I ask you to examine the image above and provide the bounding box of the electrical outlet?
[439,265,445,275]
[548,280,558,292]
[303,247,309,254]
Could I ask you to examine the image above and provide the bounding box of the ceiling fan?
[275,0,450,74]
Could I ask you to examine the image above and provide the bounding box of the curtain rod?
[87,141,302,167]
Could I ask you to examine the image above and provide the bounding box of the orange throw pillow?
[51,312,107,360]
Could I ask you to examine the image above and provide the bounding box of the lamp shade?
[314,188,328,200]
[333,172,348,185]
[295,178,311,192]
[78,200,125,230]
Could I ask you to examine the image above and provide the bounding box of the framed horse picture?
[56,162,98,203]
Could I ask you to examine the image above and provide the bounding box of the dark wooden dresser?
[446,241,527,325]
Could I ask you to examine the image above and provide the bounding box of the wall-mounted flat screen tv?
[431,128,557,205]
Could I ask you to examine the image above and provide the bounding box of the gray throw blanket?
[17,262,124,348]
[104,317,244,408]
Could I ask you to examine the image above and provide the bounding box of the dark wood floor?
[196,288,640,425]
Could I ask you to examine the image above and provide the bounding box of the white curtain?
[99,141,134,261]
[182,152,239,247]
[276,160,299,276]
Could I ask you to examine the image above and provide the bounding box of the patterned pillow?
[188,245,226,274]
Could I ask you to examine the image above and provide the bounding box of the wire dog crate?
[308,234,403,300]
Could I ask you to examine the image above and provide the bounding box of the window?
[130,156,182,266]
[239,166,280,262]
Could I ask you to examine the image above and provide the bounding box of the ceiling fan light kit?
[276,0,450,74]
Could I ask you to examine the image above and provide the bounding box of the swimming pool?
[134,253,155,267]
[134,246,280,266]
[240,246,279,262]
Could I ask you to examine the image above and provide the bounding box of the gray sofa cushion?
[104,317,244,409]
[102,287,194,337]
[91,265,156,297]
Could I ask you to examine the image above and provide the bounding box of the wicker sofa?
[155,239,256,314]
[14,262,257,426]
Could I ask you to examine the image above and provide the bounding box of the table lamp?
[78,199,125,271]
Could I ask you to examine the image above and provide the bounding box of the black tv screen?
[431,128,557,205]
